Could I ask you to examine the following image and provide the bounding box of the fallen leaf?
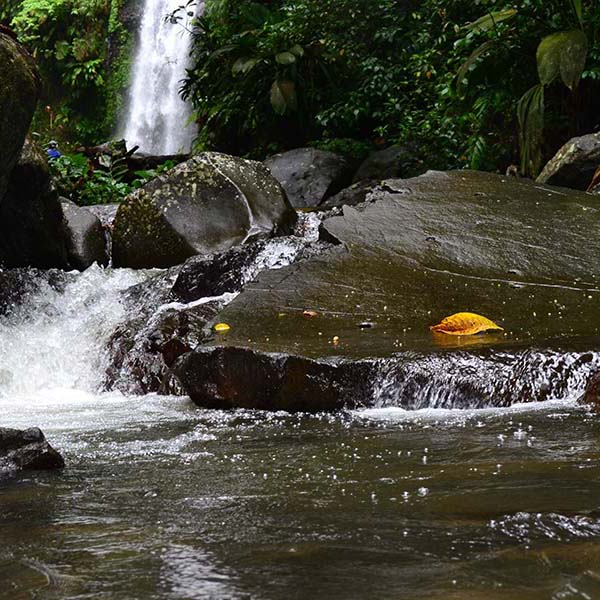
[214,323,231,332]
[303,310,319,318]
[430,312,503,336]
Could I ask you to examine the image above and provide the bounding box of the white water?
[0,266,154,431]
[120,0,200,154]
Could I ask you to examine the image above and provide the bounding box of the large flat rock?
[175,171,600,410]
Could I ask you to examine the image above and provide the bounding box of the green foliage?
[5,0,131,144]
[178,0,599,173]
[49,152,176,206]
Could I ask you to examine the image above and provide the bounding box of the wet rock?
[0,31,39,201]
[0,137,69,269]
[582,369,600,410]
[173,242,267,303]
[322,179,413,209]
[264,148,353,208]
[112,152,296,268]
[106,221,332,394]
[537,132,600,190]
[0,427,64,479]
[61,200,109,270]
[353,144,419,183]
[175,346,376,412]
[174,170,600,410]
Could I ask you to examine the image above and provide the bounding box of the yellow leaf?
[430,312,503,336]
[214,323,231,332]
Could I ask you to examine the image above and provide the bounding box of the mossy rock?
[0,32,39,201]
[112,152,296,268]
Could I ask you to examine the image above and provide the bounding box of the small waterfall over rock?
[120,0,200,154]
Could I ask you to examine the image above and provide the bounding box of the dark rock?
[0,138,69,268]
[582,369,600,410]
[0,32,39,201]
[173,170,600,410]
[264,148,354,208]
[173,242,267,303]
[112,152,296,268]
[0,427,64,479]
[61,200,109,270]
[537,132,600,190]
[174,346,376,412]
[322,179,413,209]
[353,144,419,183]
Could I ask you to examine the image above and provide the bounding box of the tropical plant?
[457,1,597,176]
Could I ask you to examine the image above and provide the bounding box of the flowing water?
[1,267,600,599]
[120,0,200,154]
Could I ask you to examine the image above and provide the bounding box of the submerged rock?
[0,427,64,479]
[112,152,296,268]
[173,170,600,411]
[61,200,109,270]
[537,132,600,190]
[264,148,353,208]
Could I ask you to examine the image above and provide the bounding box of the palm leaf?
[464,9,517,32]
[456,39,496,95]
[517,84,545,177]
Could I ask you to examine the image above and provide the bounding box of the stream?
[1,267,600,599]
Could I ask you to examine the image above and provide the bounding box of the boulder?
[61,200,109,270]
[582,370,600,410]
[264,148,353,208]
[0,31,39,201]
[353,144,419,183]
[173,170,600,411]
[0,138,69,268]
[175,347,375,412]
[112,152,296,268]
[0,427,64,479]
[0,268,69,316]
[537,132,600,190]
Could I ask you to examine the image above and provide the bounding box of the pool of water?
[2,395,600,599]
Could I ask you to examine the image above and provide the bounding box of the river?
[1,267,599,599]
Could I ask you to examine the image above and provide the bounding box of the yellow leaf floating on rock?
[430,312,503,336]
[214,323,231,332]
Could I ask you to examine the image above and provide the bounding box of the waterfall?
[120,0,200,155]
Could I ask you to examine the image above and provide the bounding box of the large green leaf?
[464,9,517,32]
[289,44,305,57]
[537,30,588,90]
[232,57,258,76]
[275,51,296,65]
[270,79,297,115]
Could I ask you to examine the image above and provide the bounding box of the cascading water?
[120,0,201,154]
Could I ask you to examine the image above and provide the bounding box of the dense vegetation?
[177,0,600,174]
[0,0,131,144]
[2,0,599,180]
